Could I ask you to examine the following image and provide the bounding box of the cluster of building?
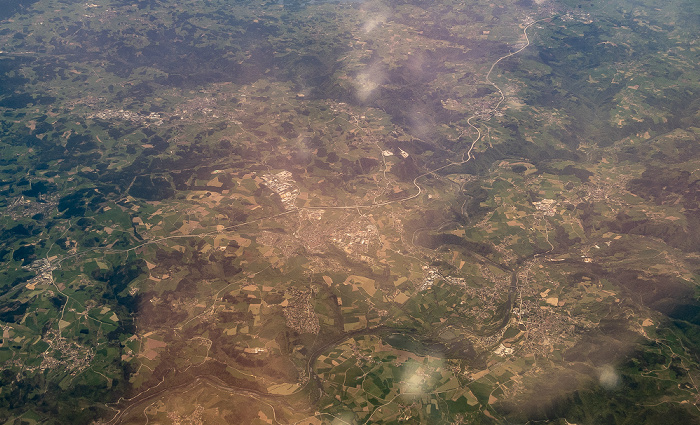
[418,266,468,292]
[331,223,379,255]
[4,195,57,219]
[533,199,557,216]
[584,184,608,202]
[24,258,57,290]
[283,288,320,335]
[40,329,95,376]
[418,267,441,291]
[445,276,466,286]
[174,95,222,119]
[88,109,163,126]
[261,170,299,211]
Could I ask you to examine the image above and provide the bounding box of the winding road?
[50,15,555,425]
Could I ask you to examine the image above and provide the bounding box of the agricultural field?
[0,0,699,423]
